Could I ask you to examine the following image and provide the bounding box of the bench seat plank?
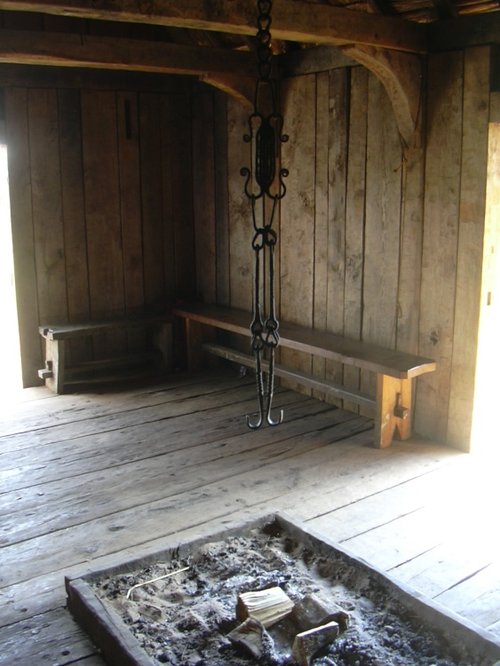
[39,315,171,341]
[173,303,436,380]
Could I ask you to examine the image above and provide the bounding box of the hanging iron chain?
[243,0,287,430]
[256,0,273,81]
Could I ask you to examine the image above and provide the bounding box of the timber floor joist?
[0,370,498,664]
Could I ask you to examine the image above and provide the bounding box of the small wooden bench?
[173,302,437,449]
[38,315,172,394]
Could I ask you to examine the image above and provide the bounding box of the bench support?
[43,338,66,394]
[375,375,412,448]
[38,316,172,393]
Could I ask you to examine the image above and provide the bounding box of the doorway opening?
[471,107,500,456]
[0,142,23,400]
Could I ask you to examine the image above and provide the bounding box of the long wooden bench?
[173,302,437,449]
[38,315,172,394]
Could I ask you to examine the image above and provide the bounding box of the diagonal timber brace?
[341,45,424,147]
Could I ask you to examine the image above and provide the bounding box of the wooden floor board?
[0,370,498,665]
[0,390,315,494]
[0,401,347,546]
[0,607,97,666]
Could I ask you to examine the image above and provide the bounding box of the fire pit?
[66,514,500,665]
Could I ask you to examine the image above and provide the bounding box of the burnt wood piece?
[173,302,437,448]
[38,315,172,394]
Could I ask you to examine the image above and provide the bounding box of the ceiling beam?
[0,0,428,54]
[0,28,256,77]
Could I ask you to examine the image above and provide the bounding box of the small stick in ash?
[125,565,190,601]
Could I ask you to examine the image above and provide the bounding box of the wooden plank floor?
[0,369,499,665]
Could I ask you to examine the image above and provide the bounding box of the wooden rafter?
[0,28,255,77]
[0,0,428,54]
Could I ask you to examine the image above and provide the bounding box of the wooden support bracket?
[375,375,412,448]
[199,74,254,110]
[341,45,424,147]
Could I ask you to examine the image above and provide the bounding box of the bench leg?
[374,375,412,448]
[184,319,203,372]
[183,319,218,372]
[45,338,66,394]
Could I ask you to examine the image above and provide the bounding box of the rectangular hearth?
[65,514,500,666]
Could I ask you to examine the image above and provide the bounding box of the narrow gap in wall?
[0,142,23,400]
[471,117,500,457]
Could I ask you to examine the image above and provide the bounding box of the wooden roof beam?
[0,0,428,54]
[0,27,256,78]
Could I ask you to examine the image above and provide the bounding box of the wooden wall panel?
[81,90,125,356]
[4,76,195,385]
[226,97,252,312]
[343,66,368,413]
[192,91,216,304]
[280,74,316,391]
[58,88,91,362]
[416,52,464,441]
[28,89,67,326]
[312,71,330,398]
[193,46,492,450]
[447,47,490,449]
[117,92,144,315]
[139,93,165,309]
[325,68,349,401]
[214,91,230,307]
[361,75,403,406]
[168,95,196,302]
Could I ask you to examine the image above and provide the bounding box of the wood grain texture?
[227,96,252,312]
[0,0,428,53]
[280,74,316,392]
[325,68,349,402]
[361,75,403,406]
[1,372,498,663]
[213,91,230,306]
[139,92,165,310]
[447,46,490,449]
[343,66,368,413]
[173,303,436,378]
[312,71,330,399]
[58,88,91,362]
[192,90,217,304]
[416,51,464,441]
[28,88,67,323]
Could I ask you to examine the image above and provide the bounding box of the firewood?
[227,617,267,659]
[292,621,340,666]
[236,586,294,628]
[292,593,349,632]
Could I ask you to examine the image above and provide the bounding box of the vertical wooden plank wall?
[416,48,490,448]
[447,47,490,448]
[4,81,195,384]
[199,45,492,450]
